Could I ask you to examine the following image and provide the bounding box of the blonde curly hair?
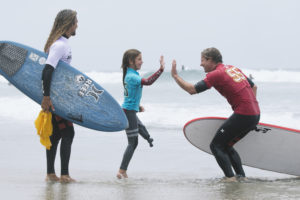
[44,9,77,53]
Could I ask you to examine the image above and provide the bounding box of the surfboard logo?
[75,75,104,102]
[255,126,271,134]
[76,75,85,83]
[29,52,46,65]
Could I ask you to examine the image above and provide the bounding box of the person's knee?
[210,142,217,154]
[227,147,235,155]
[139,125,150,137]
[50,129,62,142]
[210,141,226,155]
[140,124,147,132]
[128,136,138,149]
[139,126,146,134]
[61,127,74,144]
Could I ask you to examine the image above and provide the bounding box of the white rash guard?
[45,36,72,68]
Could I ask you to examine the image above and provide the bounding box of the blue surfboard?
[0,41,128,132]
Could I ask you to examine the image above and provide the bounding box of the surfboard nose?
[97,117,128,132]
[106,110,129,132]
[120,116,129,130]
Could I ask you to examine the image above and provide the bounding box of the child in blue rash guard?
[117,49,165,179]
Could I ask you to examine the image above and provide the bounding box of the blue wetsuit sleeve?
[194,80,208,93]
[42,64,54,96]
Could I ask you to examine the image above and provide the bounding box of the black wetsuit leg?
[46,115,75,175]
[120,110,139,170]
[137,117,153,147]
[46,121,61,174]
[227,147,245,176]
[210,113,260,177]
[60,125,74,175]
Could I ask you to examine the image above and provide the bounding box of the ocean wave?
[85,71,122,84]
[1,97,299,130]
[1,68,300,84]
[242,69,300,83]
[86,69,300,84]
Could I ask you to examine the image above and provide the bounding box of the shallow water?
[3,173,300,200]
[1,70,300,199]
[0,121,297,200]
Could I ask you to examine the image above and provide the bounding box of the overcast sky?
[1,0,299,71]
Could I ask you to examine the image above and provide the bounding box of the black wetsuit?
[120,109,153,170]
[210,114,260,177]
[194,65,260,178]
[42,36,74,176]
[46,115,74,175]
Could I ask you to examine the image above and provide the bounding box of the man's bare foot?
[222,176,238,182]
[237,176,248,181]
[45,173,60,182]
[236,175,248,181]
[60,175,76,183]
[116,169,128,179]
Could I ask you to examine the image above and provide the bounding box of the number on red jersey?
[225,66,246,82]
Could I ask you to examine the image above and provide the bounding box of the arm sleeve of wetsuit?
[247,77,254,88]
[141,69,163,86]
[42,64,54,96]
[194,80,209,93]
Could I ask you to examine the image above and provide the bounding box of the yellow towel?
[34,111,53,150]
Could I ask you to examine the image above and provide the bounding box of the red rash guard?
[204,64,260,115]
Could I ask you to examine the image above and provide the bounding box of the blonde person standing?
[41,9,78,183]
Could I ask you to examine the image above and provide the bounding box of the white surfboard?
[183,117,300,176]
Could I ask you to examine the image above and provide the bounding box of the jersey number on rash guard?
[124,83,129,97]
[225,66,246,83]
